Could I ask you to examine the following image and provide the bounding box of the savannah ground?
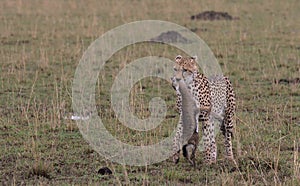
[1,0,300,185]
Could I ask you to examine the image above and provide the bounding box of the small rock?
[98,167,112,175]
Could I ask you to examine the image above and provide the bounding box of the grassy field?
[1,0,300,185]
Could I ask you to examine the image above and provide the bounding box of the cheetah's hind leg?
[223,113,235,160]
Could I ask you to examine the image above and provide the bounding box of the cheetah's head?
[173,55,199,83]
[173,55,199,73]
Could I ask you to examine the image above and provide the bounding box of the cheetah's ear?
[191,55,198,61]
[175,55,182,62]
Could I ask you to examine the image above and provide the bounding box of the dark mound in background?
[191,11,238,21]
[150,31,191,44]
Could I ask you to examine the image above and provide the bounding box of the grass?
[1,0,300,185]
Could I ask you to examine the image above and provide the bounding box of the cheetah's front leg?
[202,115,217,164]
[173,119,183,164]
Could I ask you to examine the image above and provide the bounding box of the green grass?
[1,0,300,185]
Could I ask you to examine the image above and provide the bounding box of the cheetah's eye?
[190,56,197,60]
[175,55,182,60]
[173,67,178,71]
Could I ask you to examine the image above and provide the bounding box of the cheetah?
[172,55,236,164]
